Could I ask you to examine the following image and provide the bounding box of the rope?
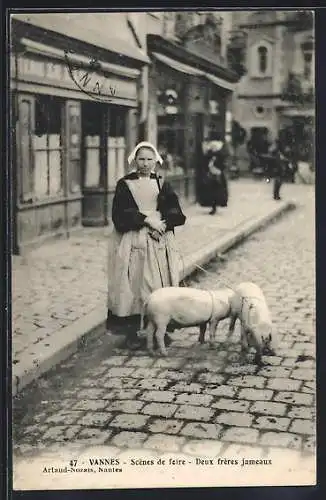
[176,251,264,326]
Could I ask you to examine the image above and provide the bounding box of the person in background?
[270,140,286,200]
[280,142,298,184]
[106,141,186,350]
[158,143,173,176]
[205,139,229,215]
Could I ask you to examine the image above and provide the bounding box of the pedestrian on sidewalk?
[204,139,229,215]
[270,140,286,201]
[106,141,186,350]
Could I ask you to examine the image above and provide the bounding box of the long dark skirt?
[199,174,228,208]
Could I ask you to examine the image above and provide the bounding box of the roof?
[11,13,150,65]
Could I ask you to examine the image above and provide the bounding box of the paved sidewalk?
[12,179,304,394]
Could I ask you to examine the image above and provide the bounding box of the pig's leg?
[198,323,207,344]
[228,315,237,336]
[146,321,156,356]
[240,324,248,350]
[155,320,168,356]
[249,335,264,366]
[254,348,263,366]
[240,324,249,363]
[209,318,219,347]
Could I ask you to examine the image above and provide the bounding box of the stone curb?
[12,200,295,397]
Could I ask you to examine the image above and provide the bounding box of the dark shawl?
[112,172,186,233]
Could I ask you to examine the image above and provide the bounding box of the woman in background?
[205,140,229,215]
[107,141,186,349]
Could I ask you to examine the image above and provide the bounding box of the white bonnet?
[127,141,164,165]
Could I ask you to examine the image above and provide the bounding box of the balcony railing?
[281,72,314,106]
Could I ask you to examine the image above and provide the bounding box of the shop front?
[278,107,314,167]
[11,15,148,253]
[146,34,237,205]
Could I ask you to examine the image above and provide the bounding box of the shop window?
[107,106,127,189]
[82,103,127,190]
[248,127,271,156]
[33,95,63,199]
[157,115,185,176]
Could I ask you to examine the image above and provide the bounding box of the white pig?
[228,282,276,364]
[144,286,235,356]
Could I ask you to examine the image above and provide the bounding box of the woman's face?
[135,147,156,176]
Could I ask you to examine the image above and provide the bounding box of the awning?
[12,13,150,64]
[151,51,204,76]
[152,51,236,92]
[205,73,236,92]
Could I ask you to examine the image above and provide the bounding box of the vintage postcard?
[10,9,315,490]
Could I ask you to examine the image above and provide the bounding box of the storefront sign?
[46,62,63,80]
[14,55,138,103]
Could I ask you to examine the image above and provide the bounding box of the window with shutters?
[33,95,64,199]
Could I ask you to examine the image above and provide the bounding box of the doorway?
[81,101,107,226]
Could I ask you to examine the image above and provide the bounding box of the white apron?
[107,178,180,317]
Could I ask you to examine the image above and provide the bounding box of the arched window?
[250,41,272,77]
[258,46,268,73]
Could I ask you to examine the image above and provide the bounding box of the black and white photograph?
[10,9,315,490]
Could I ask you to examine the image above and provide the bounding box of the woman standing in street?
[106,141,186,349]
[205,140,229,215]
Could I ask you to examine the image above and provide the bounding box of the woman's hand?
[145,215,166,234]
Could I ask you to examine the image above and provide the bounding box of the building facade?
[143,11,238,204]
[230,10,314,168]
[11,11,238,253]
[11,13,148,253]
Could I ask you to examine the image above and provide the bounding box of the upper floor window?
[250,40,273,78]
[301,37,314,81]
[303,51,313,80]
[258,46,268,73]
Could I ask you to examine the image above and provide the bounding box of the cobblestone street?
[12,179,288,365]
[13,183,315,474]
